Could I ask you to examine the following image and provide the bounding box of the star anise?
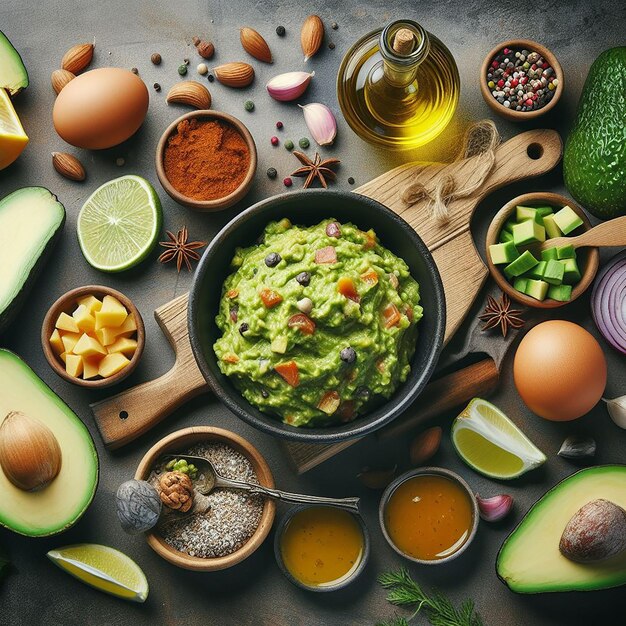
[478,292,525,337]
[291,151,340,189]
[158,226,207,272]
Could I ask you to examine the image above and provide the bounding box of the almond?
[166,81,212,109]
[52,152,86,182]
[51,69,75,95]
[410,426,442,465]
[213,62,255,88]
[61,42,94,74]
[240,27,272,63]
[301,15,324,61]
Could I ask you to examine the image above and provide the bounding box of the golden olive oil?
[337,20,460,150]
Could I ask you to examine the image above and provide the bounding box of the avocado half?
[0,30,29,96]
[0,350,99,536]
[497,465,626,593]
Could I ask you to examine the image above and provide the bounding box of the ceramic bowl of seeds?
[135,426,275,571]
[480,39,563,121]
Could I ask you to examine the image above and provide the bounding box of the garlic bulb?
[266,71,314,102]
[476,493,513,522]
[299,103,337,146]
[605,395,626,429]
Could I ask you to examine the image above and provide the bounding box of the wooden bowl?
[486,192,600,308]
[155,110,257,211]
[135,426,276,571]
[41,285,145,388]
[480,39,563,121]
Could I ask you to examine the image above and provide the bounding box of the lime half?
[77,175,162,272]
[47,543,148,603]
[451,398,546,480]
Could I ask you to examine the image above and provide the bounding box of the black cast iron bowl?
[189,189,445,443]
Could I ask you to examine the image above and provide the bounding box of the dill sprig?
[376,569,484,626]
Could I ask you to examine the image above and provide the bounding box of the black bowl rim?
[273,503,371,592]
[189,189,446,443]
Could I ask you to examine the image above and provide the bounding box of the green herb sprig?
[376,568,484,626]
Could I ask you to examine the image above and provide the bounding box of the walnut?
[158,471,194,513]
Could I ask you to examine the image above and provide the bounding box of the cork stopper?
[392,28,415,55]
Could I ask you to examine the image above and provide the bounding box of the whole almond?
[61,43,94,74]
[51,69,76,94]
[301,15,324,61]
[166,81,212,109]
[240,27,272,63]
[357,465,397,490]
[410,426,442,465]
[52,152,86,182]
[213,62,254,88]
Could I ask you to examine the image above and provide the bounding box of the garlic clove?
[476,493,513,522]
[604,395,626,429]
[558,436,596,461]
[299,102,337,146]
[266,71,314,102]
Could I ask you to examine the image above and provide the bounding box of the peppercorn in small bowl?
[156,110,257,211]
[480,39,563,121]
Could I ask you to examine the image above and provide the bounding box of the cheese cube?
[95,296,128,329]
[107,337,138,356]
[61,331,82,354]
[77,295,103,314]
[82,358,101,380]
[65,354,83,378]
[49,329,64,355]
[73,333,107,357]
[56,312,80,333]
[72,304,96,333]
[98,353,130,378]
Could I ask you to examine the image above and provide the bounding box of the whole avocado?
[563,47,626,219]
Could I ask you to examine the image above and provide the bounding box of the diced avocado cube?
[535,206,554,217]
[512,219,546,246]
[489,241,520,265]
[544,259,565,285]
[553,205,584,235]
[524,279,549,301]
[499,229,514,244]
[504,250,539,278]
[561,257,582,284]
[547,284,573,302]
[541,247,558,262]
[503,219,517,234]
[524,260,547,280]
[543,214,563,239]
[516,205,543,224]
[556,244,575,259]
[513,278,529,293]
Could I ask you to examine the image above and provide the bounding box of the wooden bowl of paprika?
[156,110,257,211]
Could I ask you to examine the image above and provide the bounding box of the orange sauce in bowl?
[384,474,474,561]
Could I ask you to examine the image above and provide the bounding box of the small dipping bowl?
[156,110,257,211]
[486,192,599,308]
[274,504,370,592]
[480,39,563,122]
[41,285,145,389]
[379,467,478,565]
[135,426,275,571]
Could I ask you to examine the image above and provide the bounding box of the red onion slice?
[591,251,626,354]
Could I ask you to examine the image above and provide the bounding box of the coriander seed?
[178,64,187,76]
[197,63,208,75]
[244,100,255,111]
[298,137,310,149]
[284,140,294,151]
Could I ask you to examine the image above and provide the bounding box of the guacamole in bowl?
[213,218,423,427]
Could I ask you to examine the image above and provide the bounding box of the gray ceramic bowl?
[274,504,370,592]
[379,467,479,565]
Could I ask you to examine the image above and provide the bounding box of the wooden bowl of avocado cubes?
[486,192,599,308]
[41,285,145,388]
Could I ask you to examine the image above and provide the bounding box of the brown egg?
[513,320,607,421]
[53,68,149,149]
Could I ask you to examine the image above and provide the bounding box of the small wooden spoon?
[540,216,626,251]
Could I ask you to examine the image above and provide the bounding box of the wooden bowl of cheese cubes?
[41,285,145,388]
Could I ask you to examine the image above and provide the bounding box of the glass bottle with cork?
[337,19,460,150]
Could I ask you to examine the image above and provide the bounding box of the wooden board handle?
[377,358,500,440]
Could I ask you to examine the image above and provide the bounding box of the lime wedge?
[0,88,28,170]
[47,544,148,603]
[451,398,546,480]
[77,175,162,272]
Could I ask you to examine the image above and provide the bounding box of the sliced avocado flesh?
[0,350,98,536]
[0,188,65,333]
[497,465,626,593]
[0,31,28,96]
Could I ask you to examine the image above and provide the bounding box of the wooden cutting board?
[91,129,562,451]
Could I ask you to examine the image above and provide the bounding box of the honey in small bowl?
[382,471,476,563]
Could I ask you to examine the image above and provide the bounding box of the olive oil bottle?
[337,19,460,150]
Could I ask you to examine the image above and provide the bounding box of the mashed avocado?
[214,218,423,427]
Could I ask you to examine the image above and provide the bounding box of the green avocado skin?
[563,47,626,219]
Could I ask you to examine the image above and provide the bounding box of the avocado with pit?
[0,350,98,536]
[0,188,65,335]
[563,47,626,219]
[0,31,28,96]
[497,465,626,593]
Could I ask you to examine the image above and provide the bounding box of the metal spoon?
[162,454,360,514]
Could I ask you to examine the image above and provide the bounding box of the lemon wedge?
[451,398,546,480]
[47,543,148,603]
[0,88,28,170]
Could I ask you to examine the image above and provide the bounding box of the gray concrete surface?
[0,0,625,624]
